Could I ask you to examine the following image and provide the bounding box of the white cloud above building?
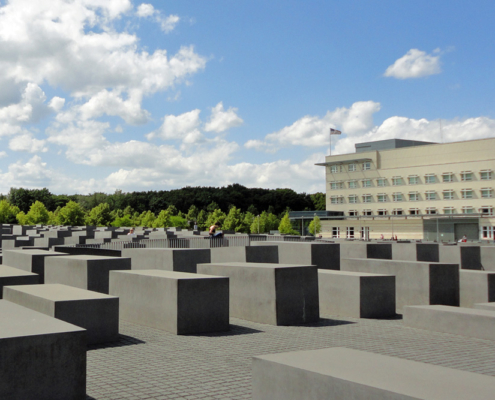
[384,49,442,79]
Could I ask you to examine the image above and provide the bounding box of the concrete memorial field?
[1,223,495,399]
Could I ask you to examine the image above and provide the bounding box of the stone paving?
[86,314,495,400]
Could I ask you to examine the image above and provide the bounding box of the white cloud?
[9,133,48,153]
[333,116,495,155]
[48,97,65,112]
[0,151,7,158]
[252,101,380,150]
[204,102,244,133]
[147,109,202,142]
[136,3,155,17]
[384,49,441,79]
[161,15,180,33]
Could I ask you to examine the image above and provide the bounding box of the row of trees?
[2,185,326,215]
[0,199,322,235]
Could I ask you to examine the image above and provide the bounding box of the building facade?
[317,138,495,241]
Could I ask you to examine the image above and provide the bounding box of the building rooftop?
[355,139,437,153]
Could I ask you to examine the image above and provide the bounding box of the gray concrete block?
[252,347,495,400]
[416,243,439,262]
[0,300,86,400]
[366,243,392,259]
[44,255,131,294]
[404,305,495,341]
[210,246,278,264]
[122,248,211,273]
[4,284,118,344]
[460,270,495,307]
[252,241,340,270]
[318,270,395,318]
[0,265,39,299]
[2,249,68,283]
[473,302,495,311]
[341,258,459,312]
[481,246,495,271]
[197,262,319,325]
[339,242,367,260]
[109,270,229,334]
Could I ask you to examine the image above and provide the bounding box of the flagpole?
[329,128,332,156]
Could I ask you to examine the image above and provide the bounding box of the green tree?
[170,215,188,228]
[139,210,156,227]
[0,200,20,223]
[308,215,322,235]
[186,204,199,221]
[205,209,226,229]
[57,201,86,226]
[250,214,264,233]
[85,203,113,226]
[112,215,134,228]
[196,209,208,230]
[223,206,243,232]
[278,212,298,235]
[310,193,326,211]
[25,201,50,224]
[242,212,255,233]
[206,201,219,213]
[166,205,178,216]
[16,211,29,225]
[153,210,172,228]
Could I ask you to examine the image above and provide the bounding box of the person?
[394,235,398,241]
[127,228,135,236]
[209,221,223,238]
[459,235,467,243]
[380,234,384,240]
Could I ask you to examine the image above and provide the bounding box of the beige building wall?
[319,138,495,240]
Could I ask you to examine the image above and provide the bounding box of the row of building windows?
[331,226,495,239]
[330,162,371,173]
[330,188,494,203]
[343,206,494,216]
[329,170,493,189]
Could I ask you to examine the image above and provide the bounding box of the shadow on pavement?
[87,333,146,351]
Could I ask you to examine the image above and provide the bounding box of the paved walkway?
[86,315,495,399]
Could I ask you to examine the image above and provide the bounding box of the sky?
[0,0,494,195]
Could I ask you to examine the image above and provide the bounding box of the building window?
[362,179,372,188]
[425,174,436,184]
[480,206,493,215]
[425,191,436,201]
[330,165,342,173]
[409,208,420,215]
[443,189,454,200]
[330,181,343,190]
[348,195,358,204]
[426,208,437,215]
[481,170,492,180]
[348,163,357,172]
[362,209,372,216]
[348,180,358,189]
[461,189,473,199]
[377,193,387,203]
[330,196,343,204]
[362,162,371,171]
[444,207,455,214]
[361,227,370,239]
[482,226,495,239]
[461,171,473,181]
[362,194,372,203]
[462,206,475,214]
[408,175,419,185]
[409,192,419,201]
[392,177,403,186]
[392,209,403,215]
[392,193,403,202]
[442,172,454,183]
[348,210,358,216]
[377,178,387,187]
[346,227,355,238]
[481,188,493,198]
[332,227,340,238]
[377,209,387,216]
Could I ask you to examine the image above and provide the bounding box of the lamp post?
[257,215,260,234]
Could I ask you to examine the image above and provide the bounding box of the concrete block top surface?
[111,269,226,280]
[49,254,124,261]
[0,300,85,339]
[474,302,495,310]
[5,283,118,301]
[0,265,37,277]
[204,262,313,269]
[406,305,495,317]
[254,347,495,399]
[318,270,393,277]
[460,270,495,275]
[3,249,67,256]
[344,257,456,266]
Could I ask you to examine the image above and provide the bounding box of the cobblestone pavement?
[86,315,495,399]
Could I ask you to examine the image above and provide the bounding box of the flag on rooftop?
[330,128,341,134]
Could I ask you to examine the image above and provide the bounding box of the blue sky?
[0,0,494,195]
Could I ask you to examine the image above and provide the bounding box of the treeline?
[0,185,326,234]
